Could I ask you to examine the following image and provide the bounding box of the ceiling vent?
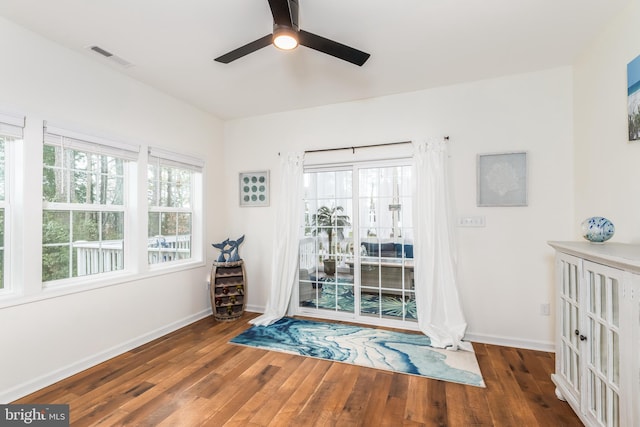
[88,45,134,68]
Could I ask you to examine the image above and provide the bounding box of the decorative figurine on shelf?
[212,238,229,262]
[212,235,245,263]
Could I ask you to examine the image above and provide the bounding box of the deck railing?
[148,235,191,265]
[73,235,192,275]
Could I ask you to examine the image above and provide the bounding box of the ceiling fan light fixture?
[273,26,298,50]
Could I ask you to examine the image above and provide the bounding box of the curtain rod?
[279,136,449,156]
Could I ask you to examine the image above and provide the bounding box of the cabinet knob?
[574,330,587,341]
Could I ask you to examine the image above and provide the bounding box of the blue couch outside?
[360,242,413,259]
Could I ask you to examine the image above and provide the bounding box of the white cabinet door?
[554,252,583,408]
[581,261,624,427]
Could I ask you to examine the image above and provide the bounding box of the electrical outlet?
[540,303,550,316]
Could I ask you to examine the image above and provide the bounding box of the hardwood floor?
[14,312,582,426]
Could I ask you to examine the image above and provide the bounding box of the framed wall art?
[477,152,527,207]
[628,53,640,141]
[239,171,269,207]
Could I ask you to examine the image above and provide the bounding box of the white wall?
[224,67,574,350]
[0,17,224,402]
[573,0,640,242]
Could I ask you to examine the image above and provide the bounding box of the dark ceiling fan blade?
[268,0,294,27]
[214,34,273,63]
[298,30,370,66]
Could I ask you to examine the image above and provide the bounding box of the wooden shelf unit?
[210,260,246,321]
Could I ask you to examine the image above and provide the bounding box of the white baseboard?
[245,304,265,314]
[247,305,553,352]
[464,331,555,352]
[1,309,212,404]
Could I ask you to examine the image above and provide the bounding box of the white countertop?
[548,241,640,273]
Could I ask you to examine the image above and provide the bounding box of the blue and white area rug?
[230,317,485,388]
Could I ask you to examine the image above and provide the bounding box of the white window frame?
[42,122,139,286]
[147,146,204,268]
[0,112,25,295]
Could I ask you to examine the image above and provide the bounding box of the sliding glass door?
[297,161,415,328]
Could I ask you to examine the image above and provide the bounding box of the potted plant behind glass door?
[311,206,350,276]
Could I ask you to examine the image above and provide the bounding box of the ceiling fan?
[214,0,370,66]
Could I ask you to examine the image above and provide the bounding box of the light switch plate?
[458,216,486,227]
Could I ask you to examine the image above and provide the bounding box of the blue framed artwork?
[628,54,640,141]
[239,171,269,207]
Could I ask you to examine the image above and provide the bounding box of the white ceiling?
[0,0,631,120]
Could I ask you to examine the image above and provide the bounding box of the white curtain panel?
[250,152,305,326]
[412,139,470,351]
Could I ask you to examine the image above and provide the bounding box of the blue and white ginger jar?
[581,216,615,243]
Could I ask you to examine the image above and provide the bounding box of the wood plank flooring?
[14,312,583,426]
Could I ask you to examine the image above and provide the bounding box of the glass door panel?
[298,170,354,314]
[358,166,415,322]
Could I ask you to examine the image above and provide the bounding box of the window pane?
[42,245,70,282]
[102,212,124,240]
[42,145,69,203]
[161,212,177,236]
[44,146,125,206]
[43,211,70,244]
[72,211,99,241]
[147,160,195,265]
[43,209,125,280]
[148,212,160,238]
[177,213,192,236]
[71,170,90,203]
[160,167,191,207]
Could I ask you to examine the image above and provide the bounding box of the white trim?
[0,111,25,128]
[245,304,265,314]
[0,134,12,296]
[148,146,204,170]
[0,111,25,138]
[0,308,212,404]
[464,331,555,352]
[44,122,140,157]
[249,303,554,352]
[0,259,206,309]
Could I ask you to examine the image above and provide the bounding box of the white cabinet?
[549,242,640,427]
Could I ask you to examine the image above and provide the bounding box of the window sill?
[0,259,207,309]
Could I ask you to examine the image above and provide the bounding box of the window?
[147,147,203,265]
[0,113,24,291]
[42,124,139,282]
